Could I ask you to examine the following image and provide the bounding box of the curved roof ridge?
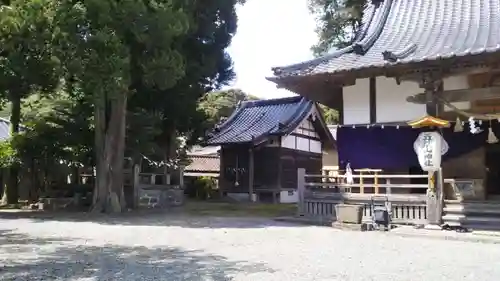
[242,95,303,107]
[270,0,500,79]
[205,96,315,145]
[208,101,249,138]
[271,1,387,77]
[353,1,379,42]
[276,98,313,133]
[352,0,393,54]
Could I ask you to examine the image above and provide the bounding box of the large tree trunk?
[91,92,107,212]
[91,91,128,213]
[110,93,127,210]
[1,95,21,205]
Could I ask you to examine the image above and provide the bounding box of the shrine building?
[205,96,336,203]
[267,0,500,228]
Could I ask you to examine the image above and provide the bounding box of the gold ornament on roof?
[407,115,450,128]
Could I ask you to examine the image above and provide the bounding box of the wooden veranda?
[296,168,481,226]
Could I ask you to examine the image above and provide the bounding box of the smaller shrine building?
[205,96,336,203]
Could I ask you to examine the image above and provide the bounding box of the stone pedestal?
[424,224,442,230]
[335,204,363,224]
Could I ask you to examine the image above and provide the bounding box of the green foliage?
[319,104,339,125]
[0,0,244,206]
[308,0,365,56]
[0,139,18,168]
[53,0,190,95]
[191,176,218,200]
[199,89,259,128]
[129,0,243,151]
[0,0,62,97]
[16,93,94,168]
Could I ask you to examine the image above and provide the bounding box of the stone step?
[442,214,500,224]
[443,201,500,230]
[443,205,500,215]
[445,200,500,206]
[443,221,500,231]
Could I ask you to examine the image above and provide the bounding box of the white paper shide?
[413,132,449,172]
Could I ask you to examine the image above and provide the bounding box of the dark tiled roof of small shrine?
[205,96,313,145]
[271,0,500,79]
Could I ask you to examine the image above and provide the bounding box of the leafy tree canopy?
[198,88,258,128]
[308,0,365,56]
[319,103,339,125]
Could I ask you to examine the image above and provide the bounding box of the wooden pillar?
[178,166,184,188]
[359,172,364,194]
[369,77,377,123]
[338,87,344,125]
[276,146,283,204]
[374,172,379,194]
[248,147,255,202]
[297,168,306,216]
[132,164,140,209]
[421,73,444,227]
[218,147,225,198]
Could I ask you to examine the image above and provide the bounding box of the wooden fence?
[297,168,430,225]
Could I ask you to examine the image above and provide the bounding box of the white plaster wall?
[279,190,298,203]
[280,115,322,153]
[442,76,471,111]
[343,78,370,124]
[342,76,471,125]
[376,77,425,123]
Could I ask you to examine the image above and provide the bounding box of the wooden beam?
[338,87,344,124]
[407,86,500,104]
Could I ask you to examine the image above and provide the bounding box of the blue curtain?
[337,121,499,169]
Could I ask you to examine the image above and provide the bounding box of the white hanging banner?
[413,131,449,172]
[344,163,354,185]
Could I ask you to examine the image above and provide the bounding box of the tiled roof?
[185,155,220,173]
[187,145,220,156]
[205,96,313,145]
[271,0,500,79]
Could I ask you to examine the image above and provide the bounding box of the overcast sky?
[226,0,318,99]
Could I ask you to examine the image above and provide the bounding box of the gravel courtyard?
[1,215,500,281]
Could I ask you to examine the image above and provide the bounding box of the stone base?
[331,222,395,232]
[331,221,365,231]
[335,204,363,224]
[424,224,443,230]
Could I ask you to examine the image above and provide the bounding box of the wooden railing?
[298,168,429,225]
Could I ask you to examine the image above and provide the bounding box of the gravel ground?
[1,215,500,281]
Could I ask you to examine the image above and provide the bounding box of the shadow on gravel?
[0,230,273,280]
[0,210,306,229]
